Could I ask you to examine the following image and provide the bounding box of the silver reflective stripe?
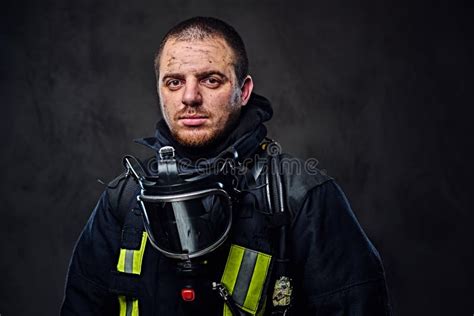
[124,249,134,273]
[126,298,133,316]
[232,249,258,306]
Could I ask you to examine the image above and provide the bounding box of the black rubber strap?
[121,208,145,250]
[109,271,142,298]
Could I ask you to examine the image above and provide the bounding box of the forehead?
[159,37,235,74]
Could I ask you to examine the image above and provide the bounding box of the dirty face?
[157,37,253,148]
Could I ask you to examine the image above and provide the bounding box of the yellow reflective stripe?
[132,232,148,274]
[242,252,272,314]
[221,245,272,315]
[130,298,139,316]
[118,296,139,316]
[117,232,147,316]
[221,244,245,294]
[118,296,127,316]
[117,249,126,272]
[116,232,148,275]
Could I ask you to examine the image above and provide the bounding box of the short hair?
[154,17,249,85]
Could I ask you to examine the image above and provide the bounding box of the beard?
[170,105,241,149]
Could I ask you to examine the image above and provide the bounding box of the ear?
[240,75,254,106]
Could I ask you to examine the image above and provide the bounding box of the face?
[157,37,253,148]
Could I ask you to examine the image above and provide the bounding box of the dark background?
[1,0,473,315]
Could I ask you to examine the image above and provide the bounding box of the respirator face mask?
[125,146,235,261]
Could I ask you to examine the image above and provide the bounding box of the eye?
[201,77,221,88]
[166,79,183,90]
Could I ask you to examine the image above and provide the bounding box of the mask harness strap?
[108,156,151,316]
[264,141,293,316]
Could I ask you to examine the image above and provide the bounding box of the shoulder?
[278,153,333,216]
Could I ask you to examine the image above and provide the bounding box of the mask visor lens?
[140,190,231,258]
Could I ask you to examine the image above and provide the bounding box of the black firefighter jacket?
[61,94,391,315]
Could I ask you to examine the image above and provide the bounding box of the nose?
[182,79,202,107]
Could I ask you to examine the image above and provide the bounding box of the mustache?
[175,108,210,119]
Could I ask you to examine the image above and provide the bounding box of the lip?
[179,116,208,127]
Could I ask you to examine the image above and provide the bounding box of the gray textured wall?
[1,0,473,315]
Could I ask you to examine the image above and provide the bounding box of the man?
[61,17,391,315]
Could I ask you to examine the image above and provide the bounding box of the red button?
[181,288,195,302]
